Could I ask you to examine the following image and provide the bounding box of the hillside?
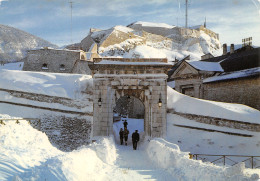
[79,21,222,61]
[0,24,57,62]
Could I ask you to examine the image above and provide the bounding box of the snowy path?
[114,143,174,181]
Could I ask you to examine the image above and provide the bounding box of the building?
[22,47,99,74]
[168,45,260,110]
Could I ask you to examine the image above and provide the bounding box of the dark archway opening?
[113,95,145,145]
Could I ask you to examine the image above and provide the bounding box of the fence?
[190,154,260,169]
[0,118,41,130]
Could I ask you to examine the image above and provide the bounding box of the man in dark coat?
[123,120,128,129]
[132,130,140,150]
[119,128,124,145]
[123,127,129,145]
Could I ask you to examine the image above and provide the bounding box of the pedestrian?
[132,130,140,150]
[119,128,124,145]
[123,127,129,145]
[123,120,128,129]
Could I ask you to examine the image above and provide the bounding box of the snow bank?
[0,118,118,181]
[146,138,258,181]
[0,69,93,99]
[167,86,260,124]
[0,62,24,70]
[0,114,61,180]
[91,137,117,165]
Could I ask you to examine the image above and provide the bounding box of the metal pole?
[185,0,188,28]
[223,156,225,166]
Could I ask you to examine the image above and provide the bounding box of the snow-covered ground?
[1,65,260,180]
[0,116,259,181]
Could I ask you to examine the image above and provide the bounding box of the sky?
[0,0,259,47]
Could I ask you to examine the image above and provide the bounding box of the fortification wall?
[203,77,260,110]
[0,88,93,151]
[168,110,260,132]
[23,49,86,73]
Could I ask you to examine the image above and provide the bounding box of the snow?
[134,21,175,29]
[204,67,260,83]
[0,69,92,99]
[113,25,134,33]
[1,62,260,180]
[167,86,260,124]
[96,59,170,65]
[166,113,260,156]
[0,116,258,181]
[146,138,257,180]
[188,60,224,72]
[0,62,23,70]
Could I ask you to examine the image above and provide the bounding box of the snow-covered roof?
[134,21,175,29]
[113,25,134,33]
[29,47,82,53]
[188,61,223,72]
[96,60,171,65]
[203,67,260,83]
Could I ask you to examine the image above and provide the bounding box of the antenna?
[185,0,189,28]
[69,1,73,44]
[242,37,252,47]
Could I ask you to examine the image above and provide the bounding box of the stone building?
[22,47,98,74]
[90,57,172,137]
[168,45,260,110]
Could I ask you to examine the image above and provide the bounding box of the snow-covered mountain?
[0,24,58,62]
[79,21,222,62]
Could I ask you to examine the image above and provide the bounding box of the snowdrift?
[146,138,259,181]
[0,69,93,99]
[0,116,118,181]
[167,86,260,124]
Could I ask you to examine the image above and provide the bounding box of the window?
[42,63,48,70]
[60,64,65,71]
[181,85,194,97]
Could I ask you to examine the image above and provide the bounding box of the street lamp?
[98,98,102,107]
[158,98,162,107]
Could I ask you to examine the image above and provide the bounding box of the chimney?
[230,44,234,54]
[223,44,227,55]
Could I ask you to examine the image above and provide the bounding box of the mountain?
[78,21,223,62]
[0,24,58,62]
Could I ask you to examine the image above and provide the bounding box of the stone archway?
[114,95,144,119]
[90,58,172,138]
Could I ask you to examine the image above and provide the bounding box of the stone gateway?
[90,58,172,138]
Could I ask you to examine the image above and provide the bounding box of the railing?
[190,154,260,169]
[0,118,41,130]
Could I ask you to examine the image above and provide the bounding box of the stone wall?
[0,88,93,151]
[168,110,260,132]
[40,114,92,151]
[174,76,203,98]
[23,48,86,73]
[203,77,260,110]
[72,60,92,75]
[100,30,144,49]
[92,59,170,138]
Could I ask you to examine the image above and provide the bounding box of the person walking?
[132,130,140,150]
[119,128,124,145]
[123,127,129,145]
[123,120,128,129]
